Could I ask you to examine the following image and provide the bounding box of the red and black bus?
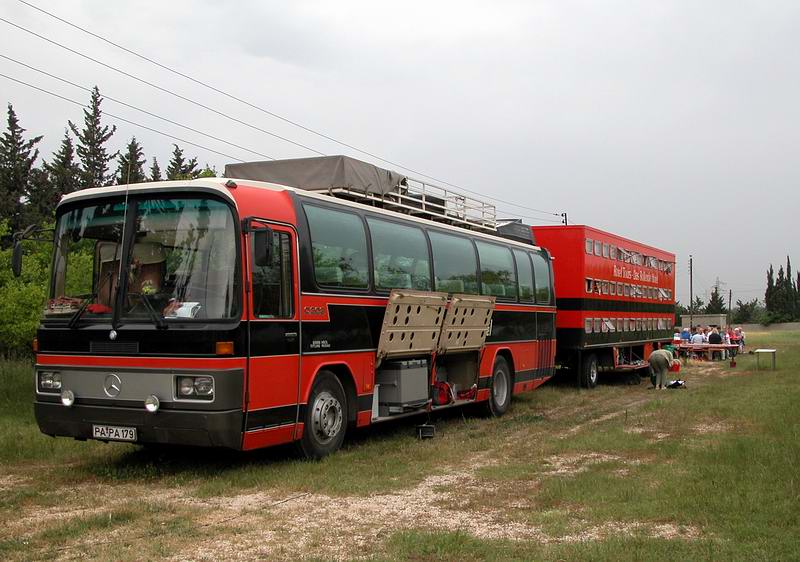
[28,156,557,458]
[532,225,676,387]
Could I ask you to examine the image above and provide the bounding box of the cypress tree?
[43,130,81,201]
[114,137,147,185]
[765,265,775,312]
[149,157,162,182]
[0,103,43,232]
[68,86,117,188]
[775,266,787,318]
[166,144,198,180]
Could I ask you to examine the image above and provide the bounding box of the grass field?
[1,330,798,561]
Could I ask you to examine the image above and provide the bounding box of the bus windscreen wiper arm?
[134,293,168,330]
[67,294,97,329]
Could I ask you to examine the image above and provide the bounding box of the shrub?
[0,221,52,356]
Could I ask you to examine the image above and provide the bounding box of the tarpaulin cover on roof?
[224,155,407,196]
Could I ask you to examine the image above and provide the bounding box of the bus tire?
[299,371,347,459]
[485,356,512,417]
[581,353,598,389]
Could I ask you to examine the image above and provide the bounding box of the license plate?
[92,424,137,442]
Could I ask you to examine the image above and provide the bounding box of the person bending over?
[649,348,676,390]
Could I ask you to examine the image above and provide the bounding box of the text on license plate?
[92,425,137,442]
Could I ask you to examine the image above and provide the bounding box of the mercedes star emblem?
[103,373,122,398]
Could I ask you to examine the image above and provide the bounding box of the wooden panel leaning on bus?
[372,290,498,425]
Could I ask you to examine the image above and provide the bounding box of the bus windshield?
[46,196,239,323]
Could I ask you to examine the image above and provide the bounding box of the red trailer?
[531,225,676,387]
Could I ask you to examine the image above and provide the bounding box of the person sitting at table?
[681,327,691,341]
[690,328,705,344]
[708,328,723,359]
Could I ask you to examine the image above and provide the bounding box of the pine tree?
[23,167,56,225]
[149,157,162,182]
[68,86,117,188]
[43,130,80,202]
[689,296,705,315]
[165,144,199,180]
[197,164,217,178]
[114,137,147,185]
[705,286,727,314]
[0,103,43,232]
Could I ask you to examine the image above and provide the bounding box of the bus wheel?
[300,371,347,459]
[581,353,598,389]
[486,356,512,417]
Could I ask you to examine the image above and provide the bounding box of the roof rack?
[328,175,498,233]
[224,155,497,233]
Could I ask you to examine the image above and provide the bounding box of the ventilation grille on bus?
[90,341,139,355]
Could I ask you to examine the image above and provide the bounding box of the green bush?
[0,221,52,356]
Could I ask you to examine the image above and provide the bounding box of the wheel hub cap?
[494,370,508,404]
[312,391,343,443]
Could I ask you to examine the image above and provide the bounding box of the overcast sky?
[2,0,798,304]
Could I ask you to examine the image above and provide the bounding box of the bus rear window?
[530,250,552,305]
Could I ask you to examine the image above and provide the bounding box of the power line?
[0,72,246,163]
[0,16,326,157]
[12,1,565,219]
[0,54,275,161]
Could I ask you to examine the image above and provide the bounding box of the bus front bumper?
[34,401,243,450]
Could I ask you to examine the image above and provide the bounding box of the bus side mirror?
[11,240,22,278]
[253,228,273,268]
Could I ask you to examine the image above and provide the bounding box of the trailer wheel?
[485,356,512,417]
[581,353,598,389]
[299,371,347,459]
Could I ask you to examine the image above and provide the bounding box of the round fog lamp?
[144,395,160,413]
[60,389,75,407]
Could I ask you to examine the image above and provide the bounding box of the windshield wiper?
[67,294,97,329]
[132,293,168,330]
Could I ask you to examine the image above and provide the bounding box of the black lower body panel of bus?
[34,402,243,449]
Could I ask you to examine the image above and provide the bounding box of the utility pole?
[689,255,693,329]
[728,289,732,327]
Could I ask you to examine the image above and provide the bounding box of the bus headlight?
[176,376,214,400]
[39,371,62,392]
[60,389,75,407]
[177,377,195,396]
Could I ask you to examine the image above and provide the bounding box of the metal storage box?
[375,359,428,414]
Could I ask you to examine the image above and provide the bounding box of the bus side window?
[513,249,534,302]
[367,217,431,291]
[428,231,479,294]
[530,250,552,305]
[585,239,593,255]
[304,205,369,289]
[476,241,517,299]
[252,231,293,318]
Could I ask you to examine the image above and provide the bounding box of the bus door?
[243,221,301,448]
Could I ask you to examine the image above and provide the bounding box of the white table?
[754,349,777,370]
